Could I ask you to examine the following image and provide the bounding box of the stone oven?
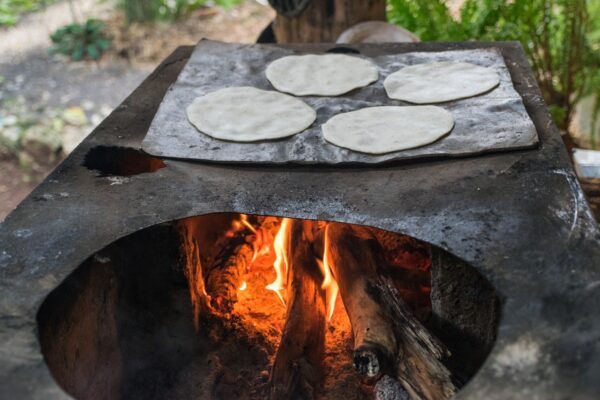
[1,42,599,400]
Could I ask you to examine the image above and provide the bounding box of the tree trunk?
[272,0,387,43]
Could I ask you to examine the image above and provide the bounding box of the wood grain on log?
[270,220,327,400]
[326,222,457,400]
[205,239,253,313]
[326,223,397,378]
[272,0,386,43]
[179,221,213,329]
[180,214,276,315]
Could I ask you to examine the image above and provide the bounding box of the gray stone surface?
[143,40,538,164]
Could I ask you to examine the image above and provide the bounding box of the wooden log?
[270,220,327,400]
[271,0,386,43]
[325,223,397,377]
[205,238,253,313]
[178,214,264,320]
[180,214,277,314]
[325,222,457,400]
[178,221,214,329]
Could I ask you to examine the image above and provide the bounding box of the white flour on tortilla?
[266,54,379,96]
[186,86,316,142]
[384,61,500,104]
[322,106,454,154]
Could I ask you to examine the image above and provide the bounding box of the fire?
[240,214,256,233]
[266,217,292,306]
[179,214,436,399]
[265,219,339,320]
[320,224,339,321]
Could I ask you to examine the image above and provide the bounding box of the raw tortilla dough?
[186,86,316,142]
[266,54,379,96]
[384,61,500,104]
[322,106,454,154]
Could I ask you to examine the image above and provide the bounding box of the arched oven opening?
[37,213,499,400]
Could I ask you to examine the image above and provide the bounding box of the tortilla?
[186,86,316,142]
[322,106,454,154]
[384,61,500,104]
[266,54,379,96]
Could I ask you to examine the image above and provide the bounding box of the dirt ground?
[0,0,274,221]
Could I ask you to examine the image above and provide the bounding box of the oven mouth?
[36,213,500,400]
[82,145,166,177]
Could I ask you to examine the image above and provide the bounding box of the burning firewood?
[180,214,281,317]
[325,222,457,400]
[270,220,327,400]
[180,214,454,399]
[205,238,253,313]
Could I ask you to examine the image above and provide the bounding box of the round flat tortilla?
[186,87,316,142]
[322,106,454,154]
[266,54,379,96]
[384,61,500,104]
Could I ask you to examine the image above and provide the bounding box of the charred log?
[325,223,398,378]
[270,220,327,400]
[180,214,280,315]
[326,222,456,400]
[205,238,253,313]
[179,222,213,329]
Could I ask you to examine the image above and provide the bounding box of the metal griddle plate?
[142,40,539,165]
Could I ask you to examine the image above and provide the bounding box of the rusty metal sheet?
[142,40,538,164]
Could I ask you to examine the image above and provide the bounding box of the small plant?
[49,19,111,61]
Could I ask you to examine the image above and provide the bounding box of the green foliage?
[118,0,242,24]
[387,0,600,137]
[49,19,111,61]
[0,0,54,26]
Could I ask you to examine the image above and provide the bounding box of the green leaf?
[96,38,111,51]
[69,23,84,36]
[87,44,100,60]
[71,42,84,61]
[50,27,68,42]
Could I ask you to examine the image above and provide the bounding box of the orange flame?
[266,218,291,306]
[239,281,247,291]
[249,224,271,267]
[318,224,339,321]
[240,214,256,233]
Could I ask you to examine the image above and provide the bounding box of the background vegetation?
[388,0,600,143]
[49,19,111,60]
[117,0,241,23]
[0,0,54,26]
[0,0,242,26]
